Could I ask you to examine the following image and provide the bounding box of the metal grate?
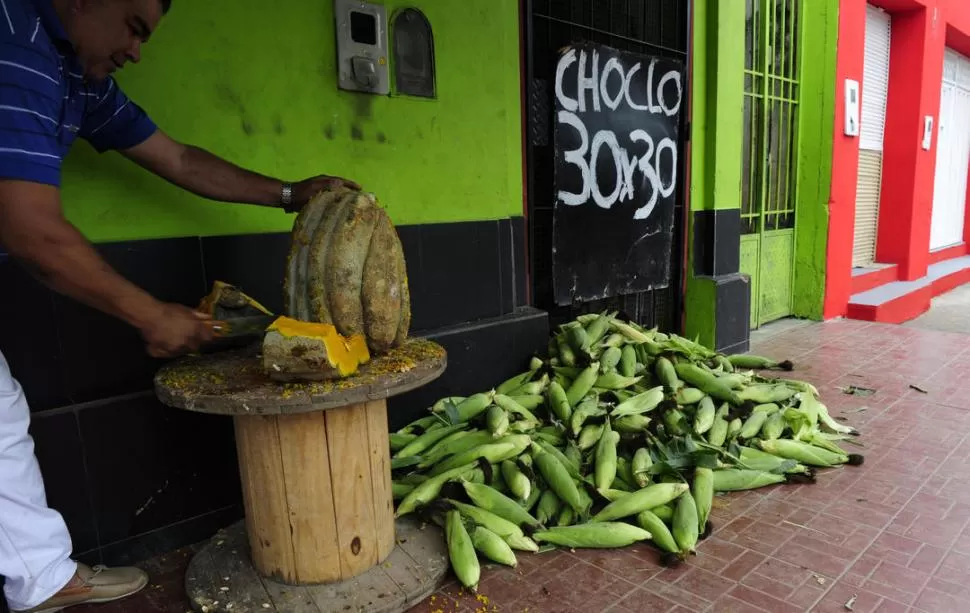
[742,0,801,235]
[525,0,690,333]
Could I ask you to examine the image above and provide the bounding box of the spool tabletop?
[153,338,449,612]
[154,338,447,416]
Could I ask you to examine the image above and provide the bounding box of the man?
[0,0,358,611]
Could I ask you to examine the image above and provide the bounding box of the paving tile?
[614,586,680,612]
[727,584,802,613]
[813,581,886,613]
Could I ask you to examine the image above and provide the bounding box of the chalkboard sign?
[552,42,684,305]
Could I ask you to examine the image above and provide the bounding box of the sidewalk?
[71,318,970,613]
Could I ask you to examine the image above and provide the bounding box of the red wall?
[824,0,970,319]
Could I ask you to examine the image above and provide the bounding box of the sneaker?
[14,562,149,613]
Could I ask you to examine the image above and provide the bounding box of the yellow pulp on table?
[267,316,371,376]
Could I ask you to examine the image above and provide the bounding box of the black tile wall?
[692,209,741,278]
[52,238,207,404]
[0,254,69,411]
[715,273,751,355]
[78,394,241,548]
[200,233,291,315]
[28,410,99,555]
[387,307,549,431]
[1,217,530,566]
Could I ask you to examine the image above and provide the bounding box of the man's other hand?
[287,174,361,212]
[138,303,215,358]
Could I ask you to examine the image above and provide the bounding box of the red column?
[875,6,945,280]
[824,0,867,319]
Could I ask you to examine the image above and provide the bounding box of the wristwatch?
[281,182,294,210]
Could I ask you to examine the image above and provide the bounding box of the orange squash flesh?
[263,316,370,380]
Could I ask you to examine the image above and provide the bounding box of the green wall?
[684,0,746,349]
[792,0,838,319]
[61,0,523,242]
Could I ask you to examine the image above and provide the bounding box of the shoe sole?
[22,578,149,613]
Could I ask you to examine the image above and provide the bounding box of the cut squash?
[262,316,371,381]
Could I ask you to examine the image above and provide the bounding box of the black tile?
[715,273,750,354]
[78,394,241,548]
[53,238,206,404]
[693,210,741,277]
[98,505,242,567]
[0,254,69,410]
[511,216,528,307]
[410,221,504,332]
[200,233,291,315]
[387,307,549,430]
[28,410,99,555]
[499,218,514,316]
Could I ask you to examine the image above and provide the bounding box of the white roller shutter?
[852,5,891,267]
[930,49,970,250]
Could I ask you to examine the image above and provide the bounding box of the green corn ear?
[672,491,699,555]
[419,431,494,468]
[706,414,729,447]
[446,510,480,591]
[566,323,591,355]
[534,429,565,447]
[599,488,631,502]
[585,313,612,345]
[599,347,623,373]
[556,505,576,526]
[674,363,743,405]
[602,332,626,348]
[429,435,531,476]
[694,396,716,435]
[486,406,509,437]
[533,522,653,549]
[446,499,526,542]
[471,526,517,568]
[538,440,582,479]
[739,409,770,440]
[392,482,414,500]
[614,414,652,433]
[389,432,418,452]
[612,386,665,417]
[520,482,542,512]
[650,504,674,522]
[591,482,689,522]
[727,354,793,371]
[566,363,600,408]
[547,381,573,423]
[619,345,637,377]
[761,410,786,441]
[632,448,653,488]
[431,396,467,414]
[609,320,653,343]
[398,414,446,434]
[663,409,688,436]
[558,336,577,367]
[461,481,540,528]
[570,397,604,435]
[712,468,787,491]
[693,467,714,534]
[636,510,679,553]
[493,394,541,424]
[715,355,735,373]
[594,421,620,491]
[675,387,706,405]
[616,456,636,489]
[655,357,681,391]
[536,490,561,524]
[727,417,743,439]
[758,439,849,467]
[496,371,536,395]
[533,443,587,514]
[454,393,494,423]
[594,372,643,390]
[395,463,477,516]
[578,423,605,452]
[395,423,468,459]
[500,460,531,502]
[510,394,544,411]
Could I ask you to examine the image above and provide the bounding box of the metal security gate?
[740,0,802,328]
[930,49,970,250]
[524,0,690,332]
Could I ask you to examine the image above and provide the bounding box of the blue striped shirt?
[0,0,157,186]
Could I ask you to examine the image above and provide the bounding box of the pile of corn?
[389,312,863,591]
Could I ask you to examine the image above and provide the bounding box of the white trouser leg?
[0,350,76,611]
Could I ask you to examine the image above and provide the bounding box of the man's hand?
[287,174,362,213]
[135,302,216,358]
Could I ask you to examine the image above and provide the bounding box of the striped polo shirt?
[0,0,157,187]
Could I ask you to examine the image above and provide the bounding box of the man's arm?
[120,130,360,211]
[0,180,214,357]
